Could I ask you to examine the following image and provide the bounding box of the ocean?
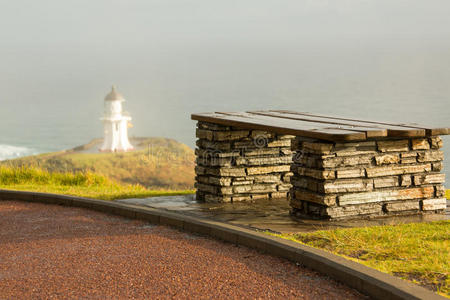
[0,44,449,186]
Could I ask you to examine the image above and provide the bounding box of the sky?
[0,0,449,149]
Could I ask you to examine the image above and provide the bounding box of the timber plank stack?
[195,121,293,202]
[191,110,449,220]
[290,136,446,219]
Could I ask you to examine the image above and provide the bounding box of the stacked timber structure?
[290,136,446,219]
[192,111,449,220]
[195,121,294,202]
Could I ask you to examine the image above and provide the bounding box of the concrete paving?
[117,195,450,234]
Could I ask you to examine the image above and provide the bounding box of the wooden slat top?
[191,110,450,142]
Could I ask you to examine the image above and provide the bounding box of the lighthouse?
[100,86,134,152]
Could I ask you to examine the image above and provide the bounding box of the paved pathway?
[118,195,450,234]
[0,201,365,299]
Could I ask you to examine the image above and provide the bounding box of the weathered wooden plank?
[252,110,416,138]
[192,109,449,140]
[192,112,367,141]
[216,112,370,140]
[248,110,387,138]
[285,110,449,136]
[270,110,432,137]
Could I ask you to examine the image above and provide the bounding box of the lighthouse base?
[99,147,134,153]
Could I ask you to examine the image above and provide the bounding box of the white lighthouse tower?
[100,85,134,152]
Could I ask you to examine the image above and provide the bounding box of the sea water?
[0,45,449,186]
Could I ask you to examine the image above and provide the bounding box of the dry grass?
[0,137,195,190]
[0,166,193,200]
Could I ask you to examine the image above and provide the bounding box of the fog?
[0,0,449,151]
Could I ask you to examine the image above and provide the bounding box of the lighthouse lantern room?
[100,86,134,152]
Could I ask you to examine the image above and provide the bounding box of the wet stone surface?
[117,195,450,234]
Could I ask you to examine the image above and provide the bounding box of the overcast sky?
[2,1,450,48]
[0,0,449,149]
[2,0,449,87]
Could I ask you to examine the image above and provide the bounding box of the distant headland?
[0,137,195,190]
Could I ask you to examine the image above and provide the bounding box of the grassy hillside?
[0,138,195,190]
[0,166,193,200]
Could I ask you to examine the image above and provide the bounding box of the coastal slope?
[0,137,195,190]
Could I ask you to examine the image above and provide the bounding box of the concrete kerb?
[0,189,444,300]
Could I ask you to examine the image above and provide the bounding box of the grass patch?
[0,137,196,190]
[274,221,450,297]
[0,166,193,200]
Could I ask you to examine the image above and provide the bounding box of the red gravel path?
[0,201,365,299]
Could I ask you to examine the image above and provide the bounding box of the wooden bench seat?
[192,110,449,220]
[192,110,449,141]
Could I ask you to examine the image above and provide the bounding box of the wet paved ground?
[0,201,365,299]
[117,195,450,234]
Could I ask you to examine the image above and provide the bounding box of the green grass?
[0,166,194,200]
[0,137,196,190]
[274,221,450,297]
